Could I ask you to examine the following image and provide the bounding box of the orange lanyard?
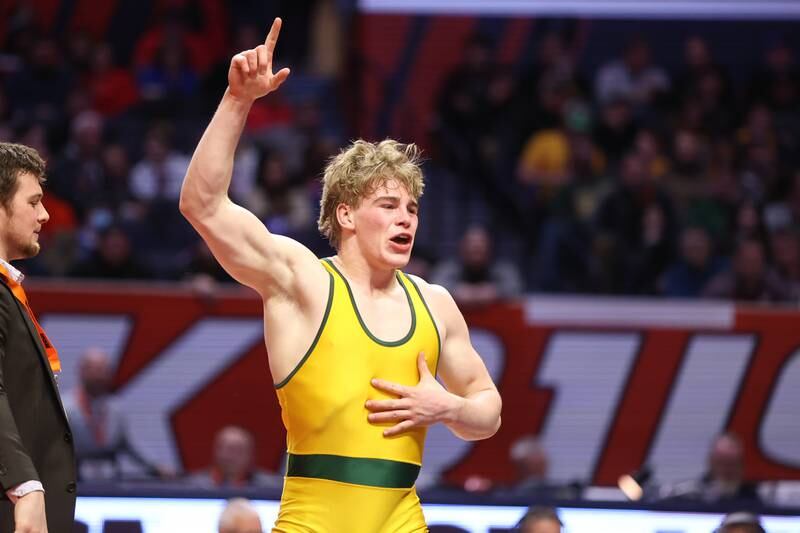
[0,264,61,374]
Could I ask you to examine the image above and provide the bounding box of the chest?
[346,286,413,343]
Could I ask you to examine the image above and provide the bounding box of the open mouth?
[390,234,412,246]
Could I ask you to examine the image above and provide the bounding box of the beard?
[11,236,41,259]
[23,240,41,257]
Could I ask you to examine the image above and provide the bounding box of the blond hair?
[318,139,424,249]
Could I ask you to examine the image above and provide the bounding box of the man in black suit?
[0,142,76,532]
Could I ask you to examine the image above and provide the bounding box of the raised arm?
[179,18,319,297]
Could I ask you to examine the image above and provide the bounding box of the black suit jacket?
[0,281,76,533]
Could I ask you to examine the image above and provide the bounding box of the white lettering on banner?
[647,334,755,485]
[536,332,640,483]
[761,349,800,466]
[39,315,132,393]
[420,329,505,486]
[116,319,264,469]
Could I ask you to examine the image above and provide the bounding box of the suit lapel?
[5,285,70,423]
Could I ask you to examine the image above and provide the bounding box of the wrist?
[6,481,44,504]
[444,394,466,425]
[223,88,256,110]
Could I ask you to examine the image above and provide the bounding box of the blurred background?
[3,0,800,531]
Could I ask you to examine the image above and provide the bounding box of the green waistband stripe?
[287,453,420,489]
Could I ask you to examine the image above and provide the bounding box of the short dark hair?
[0,142,47,209]
[518,506,563,529]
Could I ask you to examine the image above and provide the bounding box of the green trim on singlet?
[323,258,416,347]
[402,272,442,376]
[274,271,334,389]
[287,453,420,489]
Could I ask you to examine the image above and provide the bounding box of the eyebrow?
[373,196,419,209]
[372,195,400,203]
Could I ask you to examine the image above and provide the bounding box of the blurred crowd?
[2,4,800,305]
[431,29,800,303]
[1,0,342,285]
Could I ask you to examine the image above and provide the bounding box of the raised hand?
[366,353,462,437]
[228,17,291,102]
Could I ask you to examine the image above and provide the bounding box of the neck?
[334,248,397,291]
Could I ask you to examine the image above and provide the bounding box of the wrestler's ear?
[336,203,355,231]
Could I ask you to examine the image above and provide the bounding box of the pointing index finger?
[265,17,283,50]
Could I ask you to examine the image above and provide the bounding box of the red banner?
[29,282,800,487]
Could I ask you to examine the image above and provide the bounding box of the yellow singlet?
[272,259,441,533]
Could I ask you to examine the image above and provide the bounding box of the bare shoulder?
[406,274,460,326]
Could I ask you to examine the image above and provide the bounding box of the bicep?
[186,198,300,294]
[433,290,497,397]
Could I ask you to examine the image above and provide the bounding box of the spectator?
[749,37,800,113]
[62,348,169,481]
[517,506,563,533]
[594,151,677,293]
[133,3,226,76]
[592,96,638,166]
[706,139,744,229]
[764,171,800,232]
[661,225,727,298]
[736,104,781,203]
[189,426,282,489]
[516,31,577,118]
[634,128,669,180]
[99,143,135,212]
[86,43,139,117]
[431,225,523,307]
[768,227,800,296]
[511,435,548,490]
[243,149,313,239]
[695,433,761,505]
[504,435,579,500]
[533,124,611,292]
[136,38,200,116]
[594,36,670,108]
[50,109,107,217]
[715,512,766,533]
[129,125,190,202]
[726,201,769,256]
[434,34,496,176]
[71,224,153,279]
[674,36,729,107]
[664,128,712,218]
[702,238,790,302]
[218,498,263,533]
[685,63,735,136]
[517,101,599,189]
[5,37,75,125]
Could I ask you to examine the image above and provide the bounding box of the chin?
[386,253,410,270]
[22,242,41,258]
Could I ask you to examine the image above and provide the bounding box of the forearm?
[445,387,502,441]
[180,89,253,219]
